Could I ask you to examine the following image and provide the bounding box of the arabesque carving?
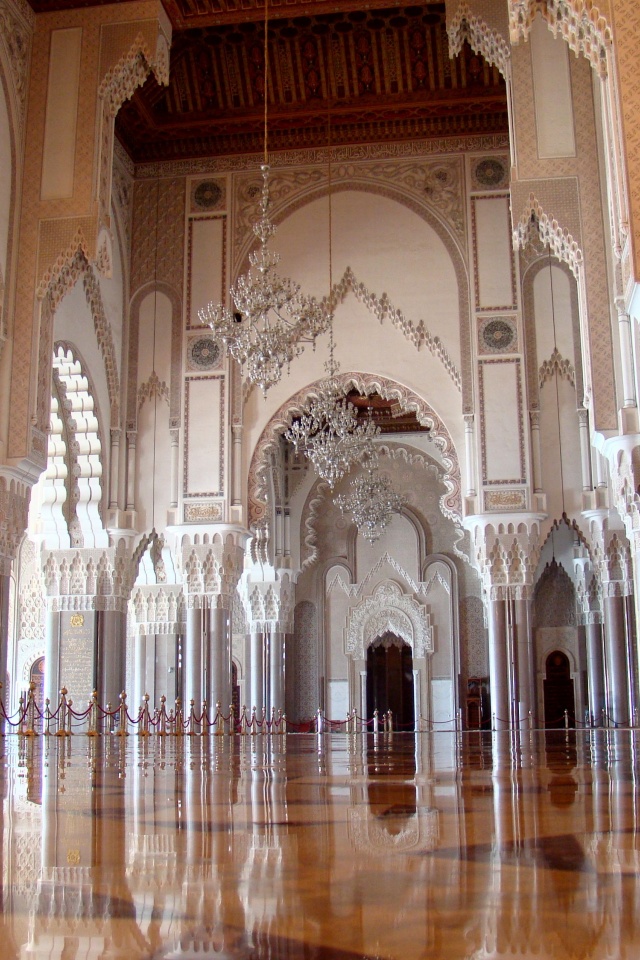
[345,580,432,661]
[248,373,462,534]
[539,347,576,389]
[509,0,611,78]
[513,199,583,277]
[447,2,511,76]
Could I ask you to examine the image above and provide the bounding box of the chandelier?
[335,460,406,543]
[284,354,381,489]
[197,2,328,396]
[283,106,379,488]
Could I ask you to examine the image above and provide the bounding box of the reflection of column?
[250,628,264,714]
[514,591,534,725]
[586,618,605,724]
[604,592,630,725]
[488,592,510,729]
[125,430,137,512]
[185,603,203,711]
[44,606,61,710]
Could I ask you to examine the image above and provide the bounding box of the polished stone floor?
[1,730,639,959]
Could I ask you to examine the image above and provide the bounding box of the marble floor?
[1,729,639,959]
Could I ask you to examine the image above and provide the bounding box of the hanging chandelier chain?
[198,0,330,397]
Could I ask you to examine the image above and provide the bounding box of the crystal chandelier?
[283,107,379,488]
[335,460,406,543]
[197,2,328,396]
[285,350,381,489]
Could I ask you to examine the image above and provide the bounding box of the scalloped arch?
[247,373,462,532]
[236,177,473,415]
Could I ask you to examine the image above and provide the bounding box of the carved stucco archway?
[247,372,462,533]
[344,581,433,662]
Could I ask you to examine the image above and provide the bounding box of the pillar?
[209,605,231,717]
[269,627,285,715]
[585,618,606,724]
[108,428,121,511]
[464,414,476,497]
[169,428,179,510]
[125,430,137,513]
[514,591,535,725]
[44,607,62,711]
[97,609,126,708]
[530,411,543,493]
[488,593,510,729]
[250,628,264,715]
[184,603,203,712]
[577,407,593,491]
[604,591,631,725]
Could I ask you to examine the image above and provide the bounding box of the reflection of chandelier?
[285,359,380,489]
[335,461,406,543]
[197,2,328,396]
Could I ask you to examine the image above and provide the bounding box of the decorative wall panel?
[479,358,526,484]
[187,215,226,330]
[183,373,224,497]
[472,194,517,310]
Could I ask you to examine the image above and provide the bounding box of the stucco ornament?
[345,580,432,660]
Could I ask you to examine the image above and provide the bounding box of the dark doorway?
[366,634,414,730]
[30,656,45,707]
[543,650,575,728]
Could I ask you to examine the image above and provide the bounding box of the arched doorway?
[544,651,575,728]
[366,634,414,730]
[30,656,45,707]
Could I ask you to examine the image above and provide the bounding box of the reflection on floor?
[2,730,639,959]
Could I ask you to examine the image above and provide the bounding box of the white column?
[577,407,593,491]
[125,430,137,512]
[184,604,203,712]
[488,592,510,729]
[169,428,179,509]
[530,410,543,493]
[269,627,285,714]
[250,628,264,715]
[232,424,243,506]
[44,607,61,711]
[616,301,636,407]
[464,414,476,497]
[109,428,121,511]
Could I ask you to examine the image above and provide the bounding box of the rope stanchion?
[158,696,167,736]
[188,699,197,737]
[24,683,37,737]
[44,699,52,737]
[201,700,209,736]
[174,698,183,737]
[87,691,99,737]
[56,689,69,737]
[138,694,151,737]
[228,704,235,736]
[115,692,129,737]
[216,702,224,737]
[316,708,323,735]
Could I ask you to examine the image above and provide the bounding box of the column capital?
[463,512,546,591]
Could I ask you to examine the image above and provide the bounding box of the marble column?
[44,607,62,713]
[209,605,231,719]
[268,627,285,715]
[585,619,606,725]
[514,592,535,725]
[97,609,126,708]
[184,604,203,713]
[604,592,631,726]
[250,628,264,716]
[488,594,510,729]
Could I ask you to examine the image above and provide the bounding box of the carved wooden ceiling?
[29,1,508,162]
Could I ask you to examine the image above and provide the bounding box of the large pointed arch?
[247,372,462,533]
